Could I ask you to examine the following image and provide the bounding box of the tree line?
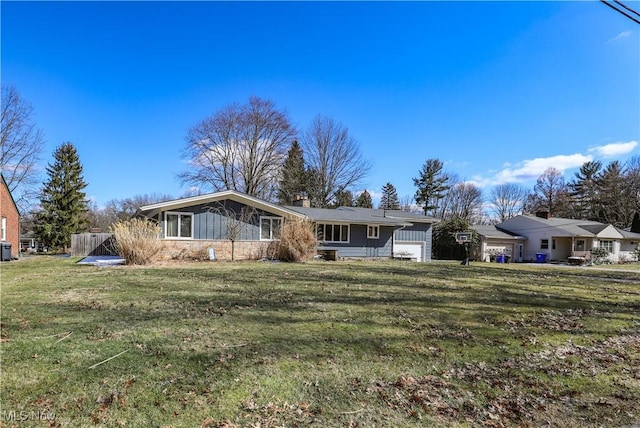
[2,86,638,252]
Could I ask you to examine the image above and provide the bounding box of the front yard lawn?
[1,257,639,427]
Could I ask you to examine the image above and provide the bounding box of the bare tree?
[489,183,527,222]
[399,194,419,213]
[301,115,371,208]
[525,167,571,217]
[180,97,296,201]
[102,193,174,223]
[439,181,484,223]
[208,202,258,261]
[1,85,45,210]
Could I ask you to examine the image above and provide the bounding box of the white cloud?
[588,140,638,157]
[608,30,632,42]
[492,153,593,184]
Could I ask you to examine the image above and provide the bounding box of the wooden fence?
[71,233,118,257]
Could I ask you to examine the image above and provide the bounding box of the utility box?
[1,242,12,261]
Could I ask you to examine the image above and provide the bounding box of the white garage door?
[394,242,424,262]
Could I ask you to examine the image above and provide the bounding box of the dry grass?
[110,218,162,265]
[272,219,318,262]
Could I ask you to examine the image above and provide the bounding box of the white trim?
[367,224,380,239]
[316,223,350,243]
[260,216,282,241]
[141,189,305,220]
[1,217,6,241]
[164,211,194,239]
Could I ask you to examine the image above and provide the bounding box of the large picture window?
[165,212,193,239]
[599,240,613,252]
[260,217,282,240]
[316,223,349,243]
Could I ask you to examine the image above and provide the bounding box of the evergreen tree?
[355,190,373,208]
[631,212,640,233]
[333,189,354,207]
[379,182,400,210]
[34,142,88,251]
[432,217,474,260]
[598,161,633,227]
[277,141,307,205]
[568,161,602,220]
[413,158,449,216]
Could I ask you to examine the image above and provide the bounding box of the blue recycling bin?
[535,253,547,263]
[495,254,505,263]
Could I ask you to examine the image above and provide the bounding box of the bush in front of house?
[589,247,610,265]
[110,218,162,265]
[272,220,317,262]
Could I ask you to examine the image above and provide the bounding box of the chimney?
[292,194,310,208]
[535,210,551,219]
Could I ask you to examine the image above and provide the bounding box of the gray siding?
[395,222,433,262]
[160,200,282,241]
[317,225,394,258]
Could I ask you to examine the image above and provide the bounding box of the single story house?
[139,190,437,262]
[0,174,20,260]
[493,212,639,263]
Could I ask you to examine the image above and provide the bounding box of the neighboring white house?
[496,212,637,263]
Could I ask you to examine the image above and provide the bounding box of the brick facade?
[0,176,20,258]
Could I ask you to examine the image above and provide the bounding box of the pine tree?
[355,190,373,208]
[277,140,307,205]
[413,158,449,216]
[598,161,632,227]
[568,161,602,220]
[34,142,88,251]
[333,189,354,207]
[379,182,400,210]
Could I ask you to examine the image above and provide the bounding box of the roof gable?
[139,190,305,219]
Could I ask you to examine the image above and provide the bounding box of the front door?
[516,244,524,262]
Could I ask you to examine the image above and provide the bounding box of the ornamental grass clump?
[273,220,317,262]
[110,218,162,265]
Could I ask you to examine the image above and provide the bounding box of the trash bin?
[1,242,12,261]
[535,253,547,263]
[495,254,505,263]
[505,255,511,263]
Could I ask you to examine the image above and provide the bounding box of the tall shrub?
[273,220,317,262]
[110,218,162,265]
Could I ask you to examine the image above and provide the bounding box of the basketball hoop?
[455,232,472,244]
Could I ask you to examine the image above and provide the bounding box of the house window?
[552,239,556,250]
[1,217,6,241]
[540,239,549,249]
[367,225,380,239]
[165,212,193,239]
[575,239,586,251]
[260,217,282,240]
[599,240,613,253]
[316,223,349,243]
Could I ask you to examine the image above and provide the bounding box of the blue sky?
[2,1,638,207]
